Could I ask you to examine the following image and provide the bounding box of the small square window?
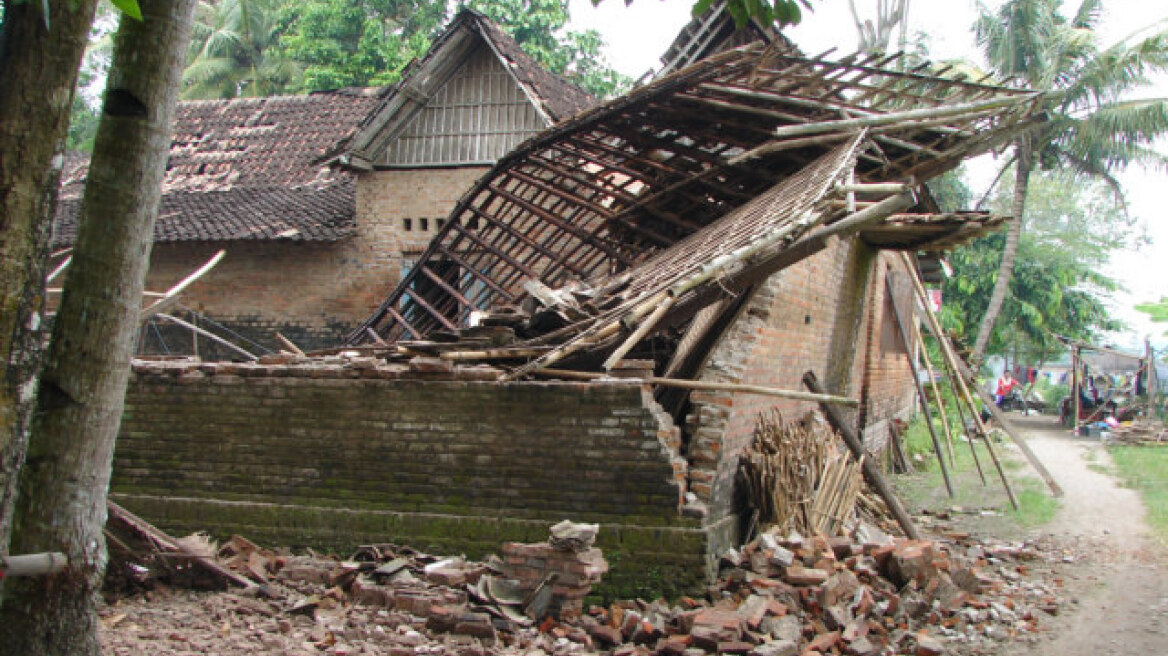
[403,218,412,231]
[420,218,430,231]
[436,218,445,229]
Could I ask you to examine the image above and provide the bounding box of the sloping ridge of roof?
[336,9,595,166]
[54,87,385,246]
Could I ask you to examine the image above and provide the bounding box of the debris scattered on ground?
[1102,418,1166,445]
[101,518,1062,656]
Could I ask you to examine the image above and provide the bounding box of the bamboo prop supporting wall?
[952,354,1066,498]
[913,321,956,467]
[885,276,953,497]
[803,371,922,540]
[918,320,988,484]
[897,252,1022,508]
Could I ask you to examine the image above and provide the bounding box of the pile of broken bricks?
[104,520,1063,656]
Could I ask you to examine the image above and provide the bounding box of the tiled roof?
[54,88,384,246]
[472,13,595,122]
[54,179,357,245]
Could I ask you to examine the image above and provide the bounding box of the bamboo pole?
[275,332,306,357]
[914,321,956,467]
[897,252,1019,509]
[771,95,1026,140]
[534,368,859,406]
[803,371,922,539]
[603,295,678,371]
[46,255,72,283]
[138,250,226,323]
[155,313,257,361]
[923,321,988,484]
[952,357,1065,497]
[885,277,954,497]
[1072,346,1081,432]
[0,552,67,577]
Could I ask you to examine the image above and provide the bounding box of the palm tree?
[183,0,301,99]
[968,0,1168,364]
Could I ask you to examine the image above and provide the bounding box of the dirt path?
[1004,415,1168,656]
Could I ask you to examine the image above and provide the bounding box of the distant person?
[995,370,1015,407]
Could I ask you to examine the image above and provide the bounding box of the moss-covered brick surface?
[114,374,712,597]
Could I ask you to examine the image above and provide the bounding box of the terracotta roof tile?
[54,88,384,246]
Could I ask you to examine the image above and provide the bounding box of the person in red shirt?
[995,370,1016,406]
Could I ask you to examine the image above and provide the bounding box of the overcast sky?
[568,0,1168,350]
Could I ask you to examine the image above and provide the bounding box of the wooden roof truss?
[345,45,1041,360]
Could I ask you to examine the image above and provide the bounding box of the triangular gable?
[340,10,592,169]
[379,42,550,166]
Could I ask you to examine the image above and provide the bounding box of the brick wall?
[139,167,487,355]
[684,241,917,523]
[113,360,715,598]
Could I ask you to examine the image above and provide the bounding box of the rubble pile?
[676,528,1062,656]
[102,519,1062,656]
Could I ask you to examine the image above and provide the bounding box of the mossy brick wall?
[113,364,712,598]
[685,243,917,524]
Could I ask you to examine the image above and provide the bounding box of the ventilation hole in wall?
[805,315,812,325]
[420,218,429,231]
[436,218,445,229]
[403,218,412,231]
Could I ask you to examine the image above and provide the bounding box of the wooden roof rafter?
[344,43,1043,346]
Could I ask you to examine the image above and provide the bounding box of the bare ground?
[1001,415,1168,656]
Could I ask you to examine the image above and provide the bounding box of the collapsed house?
[53,10,593,355]
[108,19,1041,597]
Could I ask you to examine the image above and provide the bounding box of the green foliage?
[183,0,302,98]
[178,0,628,99]
[109,0,140,20]
[927,167,973,212]
[967,0,1168,360]
[1109,444,1168,540]
[942,169,1128,361]
[1136,298,1168,336]
[973,0,1168,195]
[464,0,629,98]
[278,0,444,91]
[689,0,812,27]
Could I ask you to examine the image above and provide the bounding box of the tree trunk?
[0,1,196,653]
[0,0,100,555]
[970,136,1033,365]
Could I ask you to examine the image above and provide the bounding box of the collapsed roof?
[346,43,1043,365]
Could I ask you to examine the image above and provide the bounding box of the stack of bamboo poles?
[738,411,863,536]
[809,451,864,535]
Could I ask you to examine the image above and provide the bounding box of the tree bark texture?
[0,0,99,555]
[0,1,196,653]
[970,135,1033,365]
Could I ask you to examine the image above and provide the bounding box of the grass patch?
[895,414,1060,534]
[1108,444,1168,538]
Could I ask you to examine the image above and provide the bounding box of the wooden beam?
[803,371,921,539]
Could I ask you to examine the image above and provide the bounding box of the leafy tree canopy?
[941,168,1133,362]
[965,0,1168,364]
[464,0,628,97]
[278,0,444,91]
